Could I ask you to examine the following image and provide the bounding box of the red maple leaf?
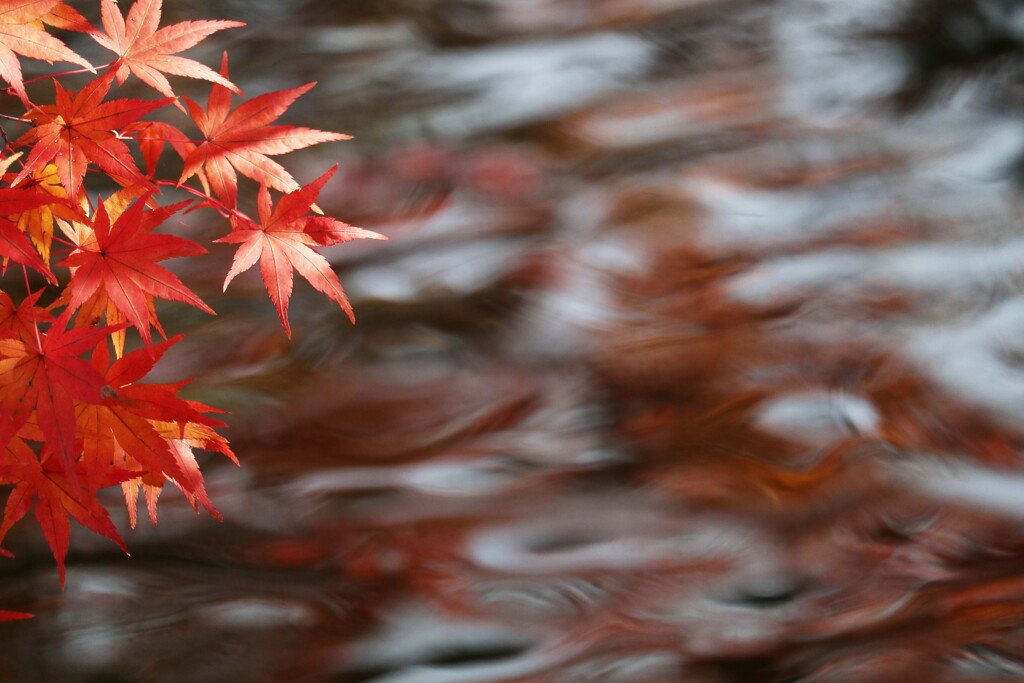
[15,71,173,200]
[0,0,94,104]
[179,53,349,208]
[36,0,92,33]
[216,166,385,336]
[91,0,244,100]
[60,193,214,346]
[78,335,230,527]
[123,120,192,177]
[0,436,131,587]
[0,185,79,282]
[0,312,121,482]
[0,610,32,621]
[0,289,53,342]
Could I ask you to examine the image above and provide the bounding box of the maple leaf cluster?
[0,0,384,608]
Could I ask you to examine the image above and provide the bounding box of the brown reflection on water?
[6,0,1024,681]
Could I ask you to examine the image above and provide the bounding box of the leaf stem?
[21,64,113,87]
[19,265,42,348]
[155,180,251,226]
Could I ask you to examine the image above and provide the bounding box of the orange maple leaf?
[36,0,92,33]
[0,0,94,104]
[180,53,350,208]
[7,163,77,265]
[91,0,244,101]
[216,166,385,336]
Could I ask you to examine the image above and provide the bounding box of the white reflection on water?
[397,33,654,138]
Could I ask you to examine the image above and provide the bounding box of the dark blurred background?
[6,0,1024,681]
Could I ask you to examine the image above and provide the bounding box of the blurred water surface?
[7,0,1024,681]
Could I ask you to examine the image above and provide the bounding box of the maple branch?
[0,0,363,593]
